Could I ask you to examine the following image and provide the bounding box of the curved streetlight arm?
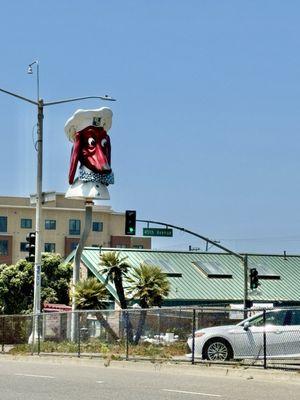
[0,89,116,107]
[0,87,37,105]
[44,95,116,107]
[137,219,244,261]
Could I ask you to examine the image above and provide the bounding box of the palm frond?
[73,277,108,310]
[99,252,130,281]
[126,263,170,307]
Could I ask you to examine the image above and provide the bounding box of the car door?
[282,309,300,357]
[230,310,288,358]
[229,322,264,358]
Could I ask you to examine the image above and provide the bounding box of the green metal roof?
[66,247,300,305]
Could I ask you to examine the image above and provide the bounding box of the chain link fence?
[1,306,300,370]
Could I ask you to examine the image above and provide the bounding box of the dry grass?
[8,339,187,360]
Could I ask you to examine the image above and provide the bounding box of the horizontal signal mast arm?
[137,219,244,261]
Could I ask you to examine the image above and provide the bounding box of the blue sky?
[1,1,300,254]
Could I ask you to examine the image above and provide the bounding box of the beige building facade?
[0,192,151,265]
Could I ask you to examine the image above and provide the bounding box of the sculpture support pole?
[71,200,94,341]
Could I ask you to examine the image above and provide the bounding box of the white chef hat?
[64,107,113,142]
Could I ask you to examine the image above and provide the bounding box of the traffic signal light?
[249,268,259,290]
[25,232,36,262]
[125,210,136,235]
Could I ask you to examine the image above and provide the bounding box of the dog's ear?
[68,132,81,184]
[105,132,111,166]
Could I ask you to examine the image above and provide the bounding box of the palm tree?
[126,263,170,345]
[99,252,130,309]
[99,251,133,342]
[74,277,119,341]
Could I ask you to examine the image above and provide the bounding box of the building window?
[69,219,81,235]
[0,216,7,232]
[133,245,144,249]
[115,244,127,248]
[44,243,56,253]
[0,240,8,256]
[21,218,32,229]
[92,221,103,232]
[45,220,56,230]
[20,242,27,252]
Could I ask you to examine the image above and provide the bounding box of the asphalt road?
[0,356,300,400]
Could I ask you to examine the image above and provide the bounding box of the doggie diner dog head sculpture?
[64,107,114,200]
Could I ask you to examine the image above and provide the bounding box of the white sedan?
[187,309,300,361]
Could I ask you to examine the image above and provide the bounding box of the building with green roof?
[66,247,300,307]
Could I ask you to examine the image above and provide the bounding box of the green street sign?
[143,228,173,237]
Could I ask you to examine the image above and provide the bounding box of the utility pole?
[243,254,249,319]
[32,98,44,334]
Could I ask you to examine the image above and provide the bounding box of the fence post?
[31,314,35,355]
[1,316,4,353]
[125,310,129,361]
[37,314,41,355]
[191,308,196,365]
[77,312,81,358]
[263,309,267,369]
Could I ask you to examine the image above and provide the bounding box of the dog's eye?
[88,138,96,146]
[101,138,107,147]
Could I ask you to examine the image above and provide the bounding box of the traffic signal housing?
[249,267,259,290]
[125,210,136,235]
[25,232,36,262]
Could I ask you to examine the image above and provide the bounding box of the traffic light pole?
[243,255,249,319]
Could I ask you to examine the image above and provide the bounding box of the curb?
[1,354,300,382]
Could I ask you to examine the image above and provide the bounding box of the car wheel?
[203,338,233,361]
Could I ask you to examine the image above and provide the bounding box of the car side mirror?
[243,321,250,331]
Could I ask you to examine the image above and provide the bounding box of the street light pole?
[33,98,43,318]
[28,62,43,342]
